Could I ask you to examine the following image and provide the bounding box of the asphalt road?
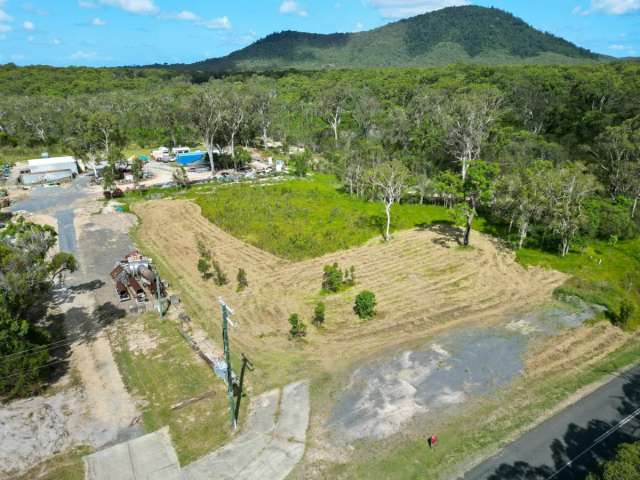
[461,363,640,480]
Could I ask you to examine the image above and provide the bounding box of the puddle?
[329,298,600,443]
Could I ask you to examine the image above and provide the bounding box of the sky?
[0,0,638,67]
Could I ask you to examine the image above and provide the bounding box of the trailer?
[115,281,131,302]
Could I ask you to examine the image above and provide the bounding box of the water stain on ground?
[329,298,601,443]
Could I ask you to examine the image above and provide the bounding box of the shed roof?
[27,156,76,167]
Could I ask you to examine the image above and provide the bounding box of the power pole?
[219,297,237,430]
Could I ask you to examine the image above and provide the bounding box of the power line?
[0,335,84,363]
[0,357,70,383]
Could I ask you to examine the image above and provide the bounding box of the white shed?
[27,156,79,175]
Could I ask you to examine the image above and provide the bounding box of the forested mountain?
[181,6,601,72]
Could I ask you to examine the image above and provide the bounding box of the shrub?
[609,298,636,329]
[291,149,311,177]
[288,313,307,338]
[313,302,326,326]
[322,263,343,292]
[212,261,228,286]
[354,290,376,319]
[197,258,211,280]
[237,268,248,292]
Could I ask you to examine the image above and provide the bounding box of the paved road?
[461,363,640,480]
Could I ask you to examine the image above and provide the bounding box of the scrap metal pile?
[110,250,166,305]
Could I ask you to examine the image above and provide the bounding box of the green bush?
[313,302,326,326]
[288,313,307,338]
[291,149,311,177]
[237,268,248,292]
[322,263,344,293]
[583,198,639,241]
[609,298,636,330]
[354,291,377,319]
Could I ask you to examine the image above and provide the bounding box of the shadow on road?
[482,371,640,480]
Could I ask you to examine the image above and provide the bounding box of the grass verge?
[111,312,234,465]
[14,446,92,480]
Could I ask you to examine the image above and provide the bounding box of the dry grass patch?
[132,199,566,392]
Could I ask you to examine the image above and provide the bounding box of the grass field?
[193,174,456,260]
[518,239,640,330]
[110,312,233,465]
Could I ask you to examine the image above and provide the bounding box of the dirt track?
[133,200,567,382]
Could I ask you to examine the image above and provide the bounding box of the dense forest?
[183,6,601,72]
[1,61,639,396]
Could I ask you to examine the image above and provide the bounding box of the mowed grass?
[192,174,453,261]
[111,313,233,465]
[517,239,640,329]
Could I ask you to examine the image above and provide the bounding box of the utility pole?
[219,297,237,430]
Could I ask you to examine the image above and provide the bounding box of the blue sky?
[0,0,638,66]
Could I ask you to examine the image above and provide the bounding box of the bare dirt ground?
[0,180,140,476]
[133,200,567,376]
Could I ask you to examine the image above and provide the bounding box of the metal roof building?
[27,156,79,175]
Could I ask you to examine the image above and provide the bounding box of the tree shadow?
[475,370,640,480]
[419,221,462,248]
[68,279,106,294]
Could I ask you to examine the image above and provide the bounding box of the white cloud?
[0,8,12,23]
[52,37,61,45]
[279,1,308,17]
[176,10,199,21]
[590,0,640,14]
[92,17,106,26]
[0,23,11,33]
[70,50,97,60]
[354,21,365,31]
[23,20,35,30]
[78,0,97,7]
[100,0,158,14]
[369,0,467,18]
[198,16,231,29]
[609,43,634,50]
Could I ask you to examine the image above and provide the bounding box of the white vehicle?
[171,146,190,156]
[151,147,170,162]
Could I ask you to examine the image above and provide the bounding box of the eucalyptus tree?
[352,88,381,139]
[546,163,599,256]
[191,81,225,173]
[444,89,502,181]
[368,160,409,242]
[247,76,277,149]
[222,83,249,159]
[495,160,555,249]
[593,117,640,216]
[316,83,352,148]
[458,160,499,246]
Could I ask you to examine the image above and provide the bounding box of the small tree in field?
[322,263,343,292]
[354,291,376,319]
[313,302,326,326]
[197,258,211,280]
[212,261,228,286]
[288,313,307,338]
[237,268,248,292]
[368,160,409,242]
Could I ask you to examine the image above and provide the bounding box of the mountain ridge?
[167,6,603,72]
